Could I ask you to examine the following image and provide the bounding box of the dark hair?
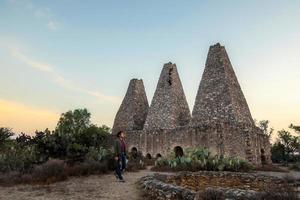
[117,131,123,138]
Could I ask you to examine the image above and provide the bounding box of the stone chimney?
[112,79,149,134]
[144,62,191,131]
[191,43,254,127]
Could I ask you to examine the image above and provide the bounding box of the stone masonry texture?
[192,43,254,127]
[143,62,191,130]
[139,171,294,200]
[112,79,149,135]
[111,43,272,166]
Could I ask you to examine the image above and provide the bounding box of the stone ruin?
[139,171,295,200]
[112,43,271,165]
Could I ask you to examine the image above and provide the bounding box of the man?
[114,131,127,182]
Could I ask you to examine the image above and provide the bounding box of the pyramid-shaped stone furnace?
[111,43,271,166]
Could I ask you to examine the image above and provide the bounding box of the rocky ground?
[0,169,298,200]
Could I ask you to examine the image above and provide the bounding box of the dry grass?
[0,159,110,186]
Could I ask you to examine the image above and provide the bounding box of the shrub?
[31,159,67,184]
[153,147,252,172]
[126,159,146,172]
[0,145,37,173]
[0,159,110,186]
[155,157,170,167]
[0,171,22,186]
[85,147,111,162]
[65,160,109,176]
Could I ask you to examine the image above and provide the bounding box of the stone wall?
[139,171,296,200]
[119,123,271,165]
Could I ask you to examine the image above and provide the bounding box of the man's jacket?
[114,138,127,157]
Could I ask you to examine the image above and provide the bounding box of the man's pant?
[115,152,126,180]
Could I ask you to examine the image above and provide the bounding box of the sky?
[0,0,299,140]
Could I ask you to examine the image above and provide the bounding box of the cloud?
[8,0,60,31]
[11,48,52,72]
[47,20,58,31]
[10,48,121,104]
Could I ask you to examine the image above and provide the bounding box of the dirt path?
[0,169,154,200]
[1,168,298,200]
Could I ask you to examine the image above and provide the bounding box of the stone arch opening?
[146,153,152,159]
[131,147,138,159]
[131,147,138,152]
[260,148,266,165]
[174,146,184,157]
[156,153,162,158]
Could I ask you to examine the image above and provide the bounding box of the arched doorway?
[146,153,152,159]
[131,147,138,159]
[261,149,266,165]
[156,153,162,158]
[174,146,184,157]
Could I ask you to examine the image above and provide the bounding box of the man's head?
[117,131,125,139]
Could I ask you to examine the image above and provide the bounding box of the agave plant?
[155,157,169,167]
[153,147,252,172]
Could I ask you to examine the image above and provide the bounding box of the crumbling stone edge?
[138,171,296,200]
[139,174,196,200]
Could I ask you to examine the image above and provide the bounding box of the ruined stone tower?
[111,44,271,166]
[143,62,191,130]
[112,79,149,134]
[192,43,254,127]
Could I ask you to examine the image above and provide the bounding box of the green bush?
[0,145,37,173]
[153,147,252,172]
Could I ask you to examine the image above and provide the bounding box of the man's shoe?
[114,172,119,180]
[118,179,125,182]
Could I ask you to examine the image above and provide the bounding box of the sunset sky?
[0,0,299,140]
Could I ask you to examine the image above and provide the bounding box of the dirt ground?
[0,170,154,200]
[0,169,298,200]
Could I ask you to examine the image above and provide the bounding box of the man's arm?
[114,140,120,157]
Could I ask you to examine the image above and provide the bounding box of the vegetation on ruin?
[153,147,253,172]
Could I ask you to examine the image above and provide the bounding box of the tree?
[51,108,111,161]
[55,108,91,135]
[277,129,300,165]
[16,133,32,147]
[258,120,274,137]
[0,127,14,151]
[290,124,300,134]
[271,142,285,163]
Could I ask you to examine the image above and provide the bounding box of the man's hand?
[114,156,119,161]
